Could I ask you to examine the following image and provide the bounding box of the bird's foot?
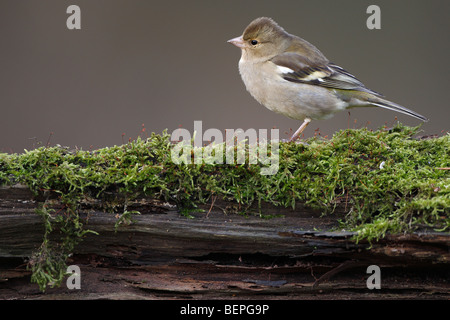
[281,138,309,145]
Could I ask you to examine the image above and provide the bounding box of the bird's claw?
[281,138,309,145]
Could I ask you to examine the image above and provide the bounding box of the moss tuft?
[0,124,448,290]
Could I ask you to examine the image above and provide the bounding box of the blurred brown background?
[0,0,448,153]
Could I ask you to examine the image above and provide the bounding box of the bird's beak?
[227,36,246,49]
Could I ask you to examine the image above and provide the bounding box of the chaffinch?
[228,17,428,141]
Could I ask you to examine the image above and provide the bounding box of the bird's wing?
[270,52,382,96]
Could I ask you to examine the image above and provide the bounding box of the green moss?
[0,124,449,290]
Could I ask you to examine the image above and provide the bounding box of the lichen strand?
[0,124,449,290]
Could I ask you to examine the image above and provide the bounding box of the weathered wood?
[0,185,449,299]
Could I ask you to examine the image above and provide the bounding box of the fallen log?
[0,184,449,299]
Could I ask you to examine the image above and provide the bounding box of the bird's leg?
[289,118,311,142]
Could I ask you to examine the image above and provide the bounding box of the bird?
[228,17,428,141]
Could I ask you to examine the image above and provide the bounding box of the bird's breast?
[238,60,292,107]
[238,59,344,120]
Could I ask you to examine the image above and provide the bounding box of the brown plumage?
[228,17,428,141]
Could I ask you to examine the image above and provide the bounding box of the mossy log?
[0,184,448,299]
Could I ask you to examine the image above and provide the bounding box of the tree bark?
[0,184,448,299]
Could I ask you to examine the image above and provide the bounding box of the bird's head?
[228,17,290,61]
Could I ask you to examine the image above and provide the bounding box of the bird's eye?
[250,40,258,45]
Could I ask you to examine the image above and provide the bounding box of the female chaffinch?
[228,17,428,141]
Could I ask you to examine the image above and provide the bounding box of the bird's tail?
[367,96,429,122]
